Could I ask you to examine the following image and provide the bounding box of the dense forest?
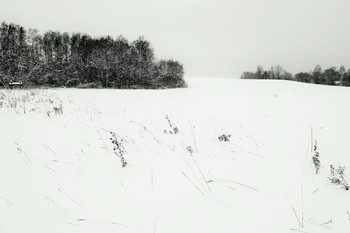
[241,65,350,86]
[0,21,186,88]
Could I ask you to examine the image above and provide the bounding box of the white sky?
[1,0,350,77]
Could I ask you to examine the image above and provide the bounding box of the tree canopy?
[0,21,186,89]
[241,65,350,87]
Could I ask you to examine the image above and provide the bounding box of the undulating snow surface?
[1,77,350,233]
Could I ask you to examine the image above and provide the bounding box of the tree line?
[0,21,186,88]
[241,65,350,86]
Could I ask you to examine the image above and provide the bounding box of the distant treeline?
[241,65,350,86]
[0,21,186,88]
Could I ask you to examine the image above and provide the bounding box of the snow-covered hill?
[0,77,349,233]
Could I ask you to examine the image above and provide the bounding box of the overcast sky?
[1,0,350,78]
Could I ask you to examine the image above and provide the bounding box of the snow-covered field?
[0,77,350,233]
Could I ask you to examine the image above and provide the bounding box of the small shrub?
[328,165,349,190]
[164,114,179,134]
[186,145,194,154]
[65,78,80,87]
[53,104,63,115]
[218,134,231,142]
[77,82,103,89]
[312,141,321,174]
[109,131,127,167]
[8,97,19,108]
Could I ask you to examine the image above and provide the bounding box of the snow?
[0,77,350,233]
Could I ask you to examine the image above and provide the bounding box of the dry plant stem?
[340,174,350,189]
[244,151,264,158]
[0,195,14,206]
[240,124,261,149]
[130,121,165,152]
[179,152,207,193]
[51,159,75,166]
[12,107,19,114]
[321,220,332,225]
[301,183,304,228]
[165,114,172,128]
[46,196,65,214]
[98,129,110,154]
[289,228,308,233]
[287,195,302,230]
[181,171,205,196]
[23,100,26,114]
[189,152,212,194]
[308,124,313,152]
[214,182,237,192]
[62,221,78,226]
[153,217,158,233]
[33,102,41,112]
[188,121,199,152]
[58,188,85,209]
[151,168,154,192]
[304,219,332,230]
[207,179,258,192]
[120,182,138,203]
[35,157,58,174]
[216,200,235,212]
[76,218,128,228]
[14,142,32,166]
[42,144,57,156]
[312,184,333,193]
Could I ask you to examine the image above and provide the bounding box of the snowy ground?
[0,77,350,233]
